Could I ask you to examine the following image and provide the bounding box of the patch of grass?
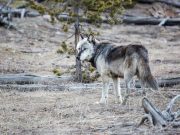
[89,65,96,73]
[62,24,68,32]
[67,48,75,55]
[81,65,99,83]
[11,0,28,8]
[57,49,64,54]
[82,71,90,83]
[57,42,75,55]
[61,42,68,52]
[53,68,62,76]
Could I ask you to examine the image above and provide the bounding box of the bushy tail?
[137,59,158,90]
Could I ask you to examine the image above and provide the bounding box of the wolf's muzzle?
[76,52,81,60]
[76,55,80,60]
[76,48,85,60]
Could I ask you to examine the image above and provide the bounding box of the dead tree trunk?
[139,95,180,128]
[74,0,82,82]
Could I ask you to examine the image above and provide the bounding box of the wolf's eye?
[81,48,86,51]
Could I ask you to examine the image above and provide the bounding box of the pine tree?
[27,0,133,81]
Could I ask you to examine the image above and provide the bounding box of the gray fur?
[76,38,158,104]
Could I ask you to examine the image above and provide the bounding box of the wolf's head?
[76,34,96,61]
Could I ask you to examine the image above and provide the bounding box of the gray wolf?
[76,35,158,104]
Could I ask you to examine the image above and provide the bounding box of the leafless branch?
[139,96,180,128]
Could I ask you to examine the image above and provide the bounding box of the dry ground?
[0,17,180,78]
[0,88,179,135]
[0,13,180,135]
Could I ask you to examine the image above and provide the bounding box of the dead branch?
[142,98,167,127]
[164,95,180,115]
[139,95,180,128]
[138,113,154,127]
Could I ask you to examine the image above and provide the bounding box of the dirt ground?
[0,17,180,77]
[0,88,179,135]
[0,11,180,135]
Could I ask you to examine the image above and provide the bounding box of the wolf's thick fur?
[76,37,158,104]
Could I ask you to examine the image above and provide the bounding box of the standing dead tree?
[139,95,180,128]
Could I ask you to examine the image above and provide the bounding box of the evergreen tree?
[26,0,133,81]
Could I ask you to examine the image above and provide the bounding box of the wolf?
[76,35,158,104]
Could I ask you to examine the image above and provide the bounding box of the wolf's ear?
[80,33,84,39]
[93,38,100,45]
[92,38,96,45]
[87,34,94,42]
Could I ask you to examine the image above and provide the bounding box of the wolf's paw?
[114,97,123,104]
[118,96,123,104]
[99,98,108,104]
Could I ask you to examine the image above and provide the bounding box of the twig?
[165,95,180,114]
[158,17,169,26]
[62,33,75,42]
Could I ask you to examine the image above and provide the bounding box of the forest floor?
[0,14,180,134]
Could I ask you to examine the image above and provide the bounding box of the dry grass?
[0,10,180,135]
[0,88,179,135]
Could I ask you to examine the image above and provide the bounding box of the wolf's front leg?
[100,77,110,104]
[112,77,123,104]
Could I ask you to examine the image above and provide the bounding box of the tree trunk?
[74,0,82,82]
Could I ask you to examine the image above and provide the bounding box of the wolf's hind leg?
[139,80,147,96]
[124,71,134,95]
[123,71,134,105]
[112,77,123,104]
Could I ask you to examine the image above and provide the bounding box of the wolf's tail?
[137,57,158,90]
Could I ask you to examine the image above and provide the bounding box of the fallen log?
[0,74,180,88]
[0,6,29,18]
[0,16,16,29]
[134,77,180,88]
[137,0,180,8]
[0,2,16,28]
[0,74,74,85]
[139,95,180,128]
[122,16,180,26]
[158,77,180,87]
[26,11,40,17]
[0,84,66,91]
[57,14,180,26]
